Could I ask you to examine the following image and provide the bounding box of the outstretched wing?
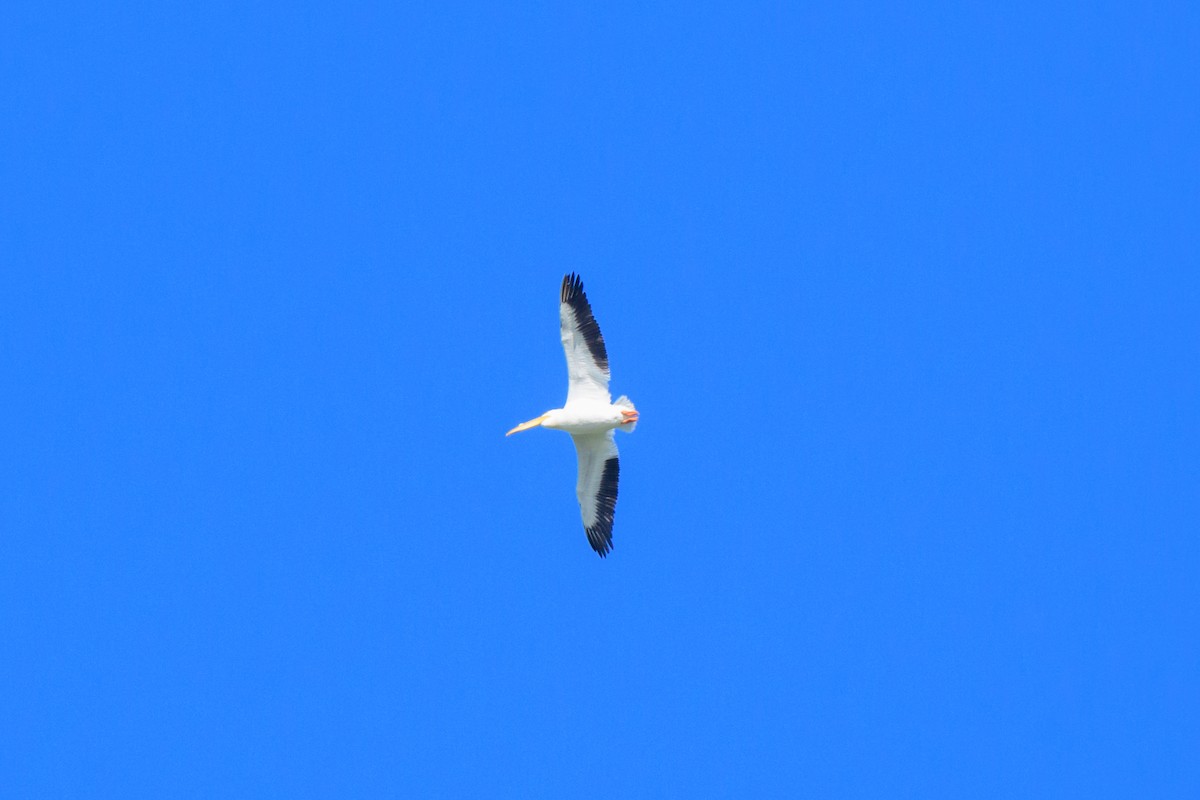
[571,431,619,557]
[560,273,612,406]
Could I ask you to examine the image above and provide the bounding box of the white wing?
[571,431,619,556]
[560,273,612,406]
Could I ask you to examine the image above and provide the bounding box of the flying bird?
[507,274,638,557]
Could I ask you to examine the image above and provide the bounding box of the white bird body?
[541,402,628,434]
[507,274,638,557]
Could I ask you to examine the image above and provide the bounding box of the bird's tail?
[614,395,637,433]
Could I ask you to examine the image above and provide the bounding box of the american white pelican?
[507,273,639,557]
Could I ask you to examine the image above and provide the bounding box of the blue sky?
[2,1,1197,796]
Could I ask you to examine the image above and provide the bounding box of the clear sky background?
[2,2,1197,797]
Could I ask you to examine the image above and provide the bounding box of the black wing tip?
[586,523,613,556]
[561,272,585,303]
[584,456,619,558]
[587,527,613,557]
[560,273,610,373]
